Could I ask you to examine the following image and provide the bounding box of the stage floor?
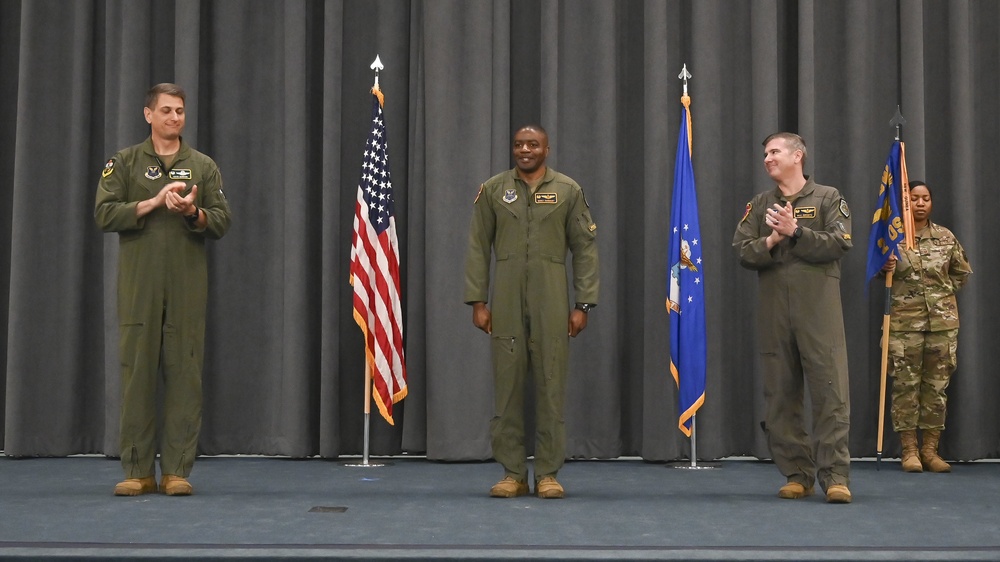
[1,455,998,561]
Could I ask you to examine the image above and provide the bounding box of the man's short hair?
[763,132,807,167]
[145,83,186,109]
[515,124,548,138]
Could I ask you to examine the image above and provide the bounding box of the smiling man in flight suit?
[464,125,599,499]
[733,132,853,504]
[95,83,231,497]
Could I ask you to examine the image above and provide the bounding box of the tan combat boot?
[114,476,157,496]
[899,430,923,473]
[160,474,194,496]
[777,481,813,499]
[535,476,565,499]
[920,429,952,473]
[489,476,529,498]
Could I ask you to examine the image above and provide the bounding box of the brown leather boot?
[920,429,952,473]
[899,430,923,473]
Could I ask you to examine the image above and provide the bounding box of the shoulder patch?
[741,202,752,223]
[474,184,483,204]
[839,198,850,218]
[102,158,115,178]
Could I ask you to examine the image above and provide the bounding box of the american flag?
[349,87,407,425]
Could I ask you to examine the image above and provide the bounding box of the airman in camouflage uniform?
[882,181,971,473]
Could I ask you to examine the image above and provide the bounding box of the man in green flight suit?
[733,132,853,504]
[95,83,232,497]
[464,125,599,499]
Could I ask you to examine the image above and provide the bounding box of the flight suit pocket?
[491,335,519,387]
[492,336,514,353]
[491,335,516,356]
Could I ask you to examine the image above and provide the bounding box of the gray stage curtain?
[2,0,998,462]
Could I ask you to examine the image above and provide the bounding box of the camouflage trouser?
[888,329,958,432]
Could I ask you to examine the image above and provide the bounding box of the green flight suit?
[95,137,231,479]
[464,167,599,484]
[887,222,971,431]
[733,178,852,490]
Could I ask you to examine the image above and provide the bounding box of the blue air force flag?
[667,98,707,438]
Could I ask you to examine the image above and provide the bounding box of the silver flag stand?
[343,360,389,468]
[670,416,720,470]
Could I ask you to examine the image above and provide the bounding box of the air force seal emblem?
[145,166,162,180]
[503,188,517,204]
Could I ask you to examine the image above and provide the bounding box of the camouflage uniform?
[888,222,971,431]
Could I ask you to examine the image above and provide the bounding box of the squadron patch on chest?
[534,193,557,204]
[793,206,816,219]
[839,198,850,218]
[503,188,517,204]
[169,169,192,180]
[102,159,115,178]
[145,166,162,180]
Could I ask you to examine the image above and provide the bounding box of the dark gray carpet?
[0,455,997,561]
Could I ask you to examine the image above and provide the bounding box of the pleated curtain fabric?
[1,0,998,462]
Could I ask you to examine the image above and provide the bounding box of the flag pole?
[682,64,700,470]
[363,361,376,465]
[876,108,908,470]
[346,359,384,468]
[344,55,389,469]
[689,415,697,467]
[876,269,893,471]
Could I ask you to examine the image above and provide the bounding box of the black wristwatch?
[184,207,200,225]
[792,226,803,240]
[575,303,595,313]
